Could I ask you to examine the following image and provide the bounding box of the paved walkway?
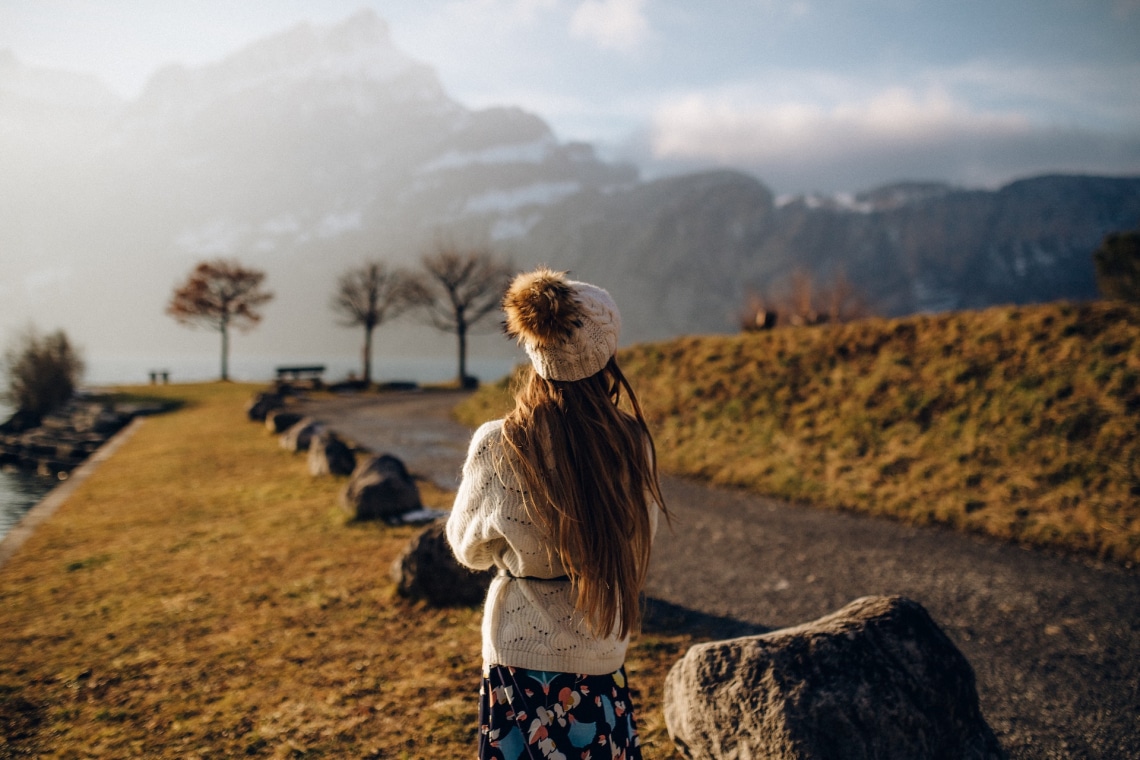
[295,390,473,490]
[299,390,1140,760]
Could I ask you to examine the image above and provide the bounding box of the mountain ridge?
[2,11,1138,368]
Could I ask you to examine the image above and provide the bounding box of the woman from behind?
[446,267,668,760]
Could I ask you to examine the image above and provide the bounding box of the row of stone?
[249,391,432,524]
[245,390,1005,759]
[365,516,1007,759]
[376,519,1007,759]
[0,400,137,478]
[247,390,494,603]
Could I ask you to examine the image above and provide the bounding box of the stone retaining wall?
[0,399,163,479]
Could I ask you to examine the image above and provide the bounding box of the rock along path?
[297,390,1140,760]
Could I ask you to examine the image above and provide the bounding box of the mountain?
[1,10,1138,374]
[0,11,634,363]
[0,48,121,152]
[513,170,1140,338]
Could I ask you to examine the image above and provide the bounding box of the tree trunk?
[220,322,230,382]
[363,325,374,386]
[457,322,467,387]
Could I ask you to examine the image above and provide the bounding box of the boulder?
[279,418,320,452]
[89,409,130,435]
[390,520,494,606]
[664,595,1005,760]
[0,400,142,477]
[307,430,356,477]
[265,410,303,434]
[341,453,422,522]
[246,392,284,422]
[0,408,40,433]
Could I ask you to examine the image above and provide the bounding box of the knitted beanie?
[502,268,621,382]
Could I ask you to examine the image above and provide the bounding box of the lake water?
[0,465,56,543]
[0,354,516,543]
[82,354,517,387]
[0,399,59,543]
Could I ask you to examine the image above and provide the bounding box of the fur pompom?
[503,268,582,347]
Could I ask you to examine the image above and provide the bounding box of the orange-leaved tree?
[167,259,274,381]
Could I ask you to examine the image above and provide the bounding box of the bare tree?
[739,290,776,331]
[167,259,273,381]
[330,261,408,386]
[822,270,871,324]
[786,269,819,326]
[1093,231,1140,303]
[403,243,513,387]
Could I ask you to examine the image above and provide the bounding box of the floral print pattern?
[478,665,642,760]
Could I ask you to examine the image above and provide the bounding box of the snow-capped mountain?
[93,10,631,261]
[1,10,1137,369]
[521,170,1140,339]
[0,10,634,361]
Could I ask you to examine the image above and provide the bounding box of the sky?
[2,0,1139,193]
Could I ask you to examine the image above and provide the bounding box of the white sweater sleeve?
[446,421,506,571]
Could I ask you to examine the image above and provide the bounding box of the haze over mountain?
[2,10,1138,381]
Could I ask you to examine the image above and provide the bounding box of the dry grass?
[0,382,693,758]
[458,301,1140,565]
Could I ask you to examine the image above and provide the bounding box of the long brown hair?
[500,356,667,639]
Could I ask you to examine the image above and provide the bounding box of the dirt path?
[298,390,1140,760]
[295,390,474,490]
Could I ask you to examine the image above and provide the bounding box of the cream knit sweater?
[446,419,659,675]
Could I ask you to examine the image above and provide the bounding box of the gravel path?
[298,390,1140,760]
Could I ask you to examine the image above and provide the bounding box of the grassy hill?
[458,300,1140,564]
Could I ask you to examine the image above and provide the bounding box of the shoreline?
[0,418,144,569]
[0,468,55,542]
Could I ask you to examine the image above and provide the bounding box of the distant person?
[447,268,668,759]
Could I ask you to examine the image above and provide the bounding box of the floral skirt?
[478,665,642,760]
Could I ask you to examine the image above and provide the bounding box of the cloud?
[651,84,1030,164]
[753,0,812,18]
[937,61,1140,129]
[569,0,650,53]
[437,0,558,25]
[641,79,1140,192]
[493,0,560,24]
[1115,0,1140,18]
[22,265,74,302]
[403,0,559,49]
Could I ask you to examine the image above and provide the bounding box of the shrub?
[1093,230,1140,303]
[2,327,85,424]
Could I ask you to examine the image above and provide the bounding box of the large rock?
[308,430,356,476]
[247,392,284,422]
[341,453,422,522]
[0,400,139,476]
[390,521,494,606]
[279,417,320,452]
[265,409,303,434]
[664,595,1004,760]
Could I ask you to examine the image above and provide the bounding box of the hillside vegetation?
[458,301,1140,564]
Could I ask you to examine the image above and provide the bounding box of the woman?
[447,267,668,760]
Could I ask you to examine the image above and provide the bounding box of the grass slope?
[0,382,690,758]
[459,301,1140,564]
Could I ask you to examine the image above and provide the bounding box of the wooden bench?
[275,365,326,384]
